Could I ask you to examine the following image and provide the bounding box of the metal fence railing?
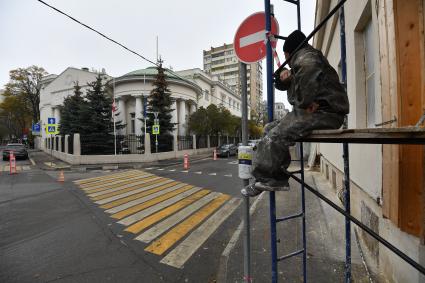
[178,136,193,150]
[151,134,173,153]
[80,134,145,155]
[196,135,208,149]
[68,135,74,155]
[210,136,219,148]
[60,136,65,152]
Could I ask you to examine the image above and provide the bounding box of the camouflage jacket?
[275,45,349,114]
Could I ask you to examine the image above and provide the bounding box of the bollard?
[184,154,189,170]
[9,151,17,175]
[58,170,65,182]
[213,149,217,160]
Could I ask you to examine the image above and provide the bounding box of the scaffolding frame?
[260,0,425,282]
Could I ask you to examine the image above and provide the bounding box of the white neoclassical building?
[39,66,245,138]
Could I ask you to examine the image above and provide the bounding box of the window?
[204,90,209,101]
[364,19,375,127]
[130,113,135,134]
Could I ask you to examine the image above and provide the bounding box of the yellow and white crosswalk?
[1,165,31,172]
[74,170,241,269]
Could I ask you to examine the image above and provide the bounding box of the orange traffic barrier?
[58,170,65,182]
[9,151,17,175]
[184,154,189,170]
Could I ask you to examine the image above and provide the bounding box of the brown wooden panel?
[394,0,424,236]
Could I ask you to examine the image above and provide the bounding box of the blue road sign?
[48,126,56,132]
[32,123,41,132]
[48,117,56,124]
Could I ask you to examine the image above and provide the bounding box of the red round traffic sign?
[234,12,279,64]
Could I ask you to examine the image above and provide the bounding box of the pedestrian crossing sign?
[46,124,59,135]
[152,125,160,135]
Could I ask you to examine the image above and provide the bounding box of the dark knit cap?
[283,30,307,54]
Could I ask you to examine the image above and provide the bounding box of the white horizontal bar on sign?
[239,30,266,48]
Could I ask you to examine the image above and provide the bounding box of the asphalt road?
[0,156,246,283]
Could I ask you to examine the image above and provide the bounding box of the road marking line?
[23,165,31,170]
[181,170,189,173]
[75,170,139,184]
[144,194,230,255]
[29,158,36,166]
[160,198,242,268]
[144,167,155,170]
[135,192,221,243]
[105,183,186,214]
[113,185,194,221]
[85,176,158,196]
[90,177,165,201]
[125,190,211,234]
[83,174,155,193]
[79,172,147,188]
[95,179,175,205]
[80,172,152,189]
[194,171,202,174]
[157,168,165,171]
[208,173,217,176]
[16,166,22,171]
[100,180,181,209]
[168,169,176,172]
[224,174,233,177]
[117,187,203,226]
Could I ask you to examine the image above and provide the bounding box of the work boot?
[241,184,262,197]
[255,179,290,192]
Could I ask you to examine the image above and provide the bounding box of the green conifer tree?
[145,62,175,135]
[59,82,87,135]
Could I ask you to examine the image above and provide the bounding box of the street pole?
[240,62,251,282]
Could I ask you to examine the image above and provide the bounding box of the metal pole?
[297,0,301,30]
[339,3,351,282]
[300,143,307,283]
[264,1,278,282]
[240,62,251,282]
[113,79,117,156]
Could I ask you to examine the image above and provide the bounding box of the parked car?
[216,144,238,157]
[2,143,28,160]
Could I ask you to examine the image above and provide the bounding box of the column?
[135,96,143,136]
[171,99,178,135]
[178,99,186,136]
[65,135,69,154]
[118,98,127,134]
[58,136,62,152]
[73,133,81,156]
[190,103,197,115]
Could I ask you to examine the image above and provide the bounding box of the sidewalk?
[219,169,371,283]
[29,150,213,171]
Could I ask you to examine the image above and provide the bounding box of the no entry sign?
[234,12,279,64]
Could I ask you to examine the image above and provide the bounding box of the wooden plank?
[394,0,424,237]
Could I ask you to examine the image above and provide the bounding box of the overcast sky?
[0,0,316,107]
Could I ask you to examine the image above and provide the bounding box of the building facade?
[274,102,288,120]
[203,43,263,115]
[39,66,244,138]
[314,1,425,282]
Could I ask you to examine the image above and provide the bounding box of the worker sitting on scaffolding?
[242,30,349,197]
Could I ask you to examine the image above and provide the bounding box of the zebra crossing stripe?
[81,173,153,191]
[79,172,146,188]
[86,176,160,197]
[135,192,222,243]
[91,178,167,201]
[116,187,203,226]
[125,189,211,234]
[105,183,188,214]
[75,170,139,184]
[113,185,194,221]
[95,179,176,205]
[160,198,241,268]
[144,194,230,255]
